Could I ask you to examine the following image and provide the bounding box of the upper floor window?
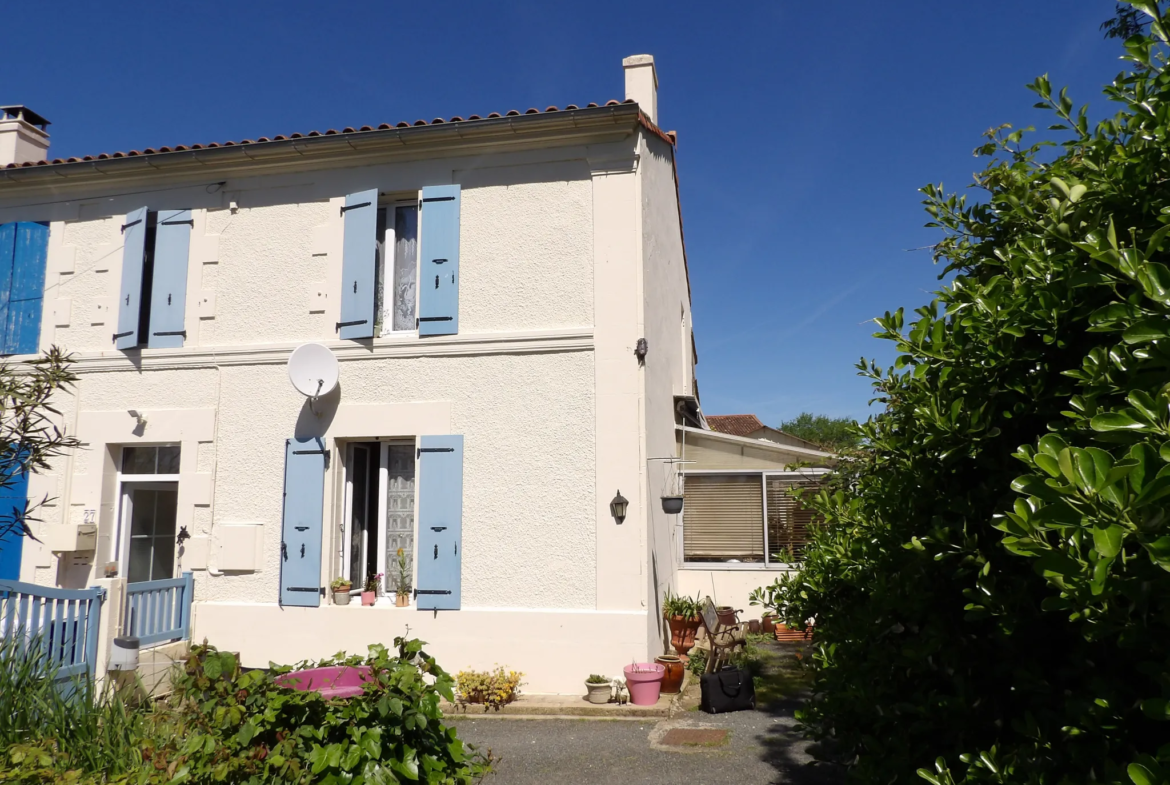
[0,221,49,356]
[115,207,192,351]
[375,203,418,335]
[338,185,460,340]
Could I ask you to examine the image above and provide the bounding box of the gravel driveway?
[454,641,842,785]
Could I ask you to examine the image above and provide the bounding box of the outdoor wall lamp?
[610,490,629,524]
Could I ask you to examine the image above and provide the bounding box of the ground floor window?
[342,441,416,595]
[681,471,825,566]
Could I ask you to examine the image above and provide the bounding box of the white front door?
[120,482,179,583]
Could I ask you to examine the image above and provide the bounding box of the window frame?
[375,196,422,338]
[339,438,419,603]
[114,443,182,579]
[678,469,829,571]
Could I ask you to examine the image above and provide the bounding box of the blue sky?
[5,1,1128,424]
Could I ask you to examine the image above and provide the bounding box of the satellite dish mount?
[288,343,340,417]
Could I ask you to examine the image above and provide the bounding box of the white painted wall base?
[192,602,649,695]
[676,569,793,620]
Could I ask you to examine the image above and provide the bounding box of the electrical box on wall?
[43,523,97,553]
[216,523,263,571]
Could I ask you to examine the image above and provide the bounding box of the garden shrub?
[454,667,523,712]
[0,637,490,784]
[164,639,491,784]
[766,4,1170,783]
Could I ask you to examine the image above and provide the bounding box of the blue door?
[279,437,326,607]
[0,469,29,580]
[415,435,463,610]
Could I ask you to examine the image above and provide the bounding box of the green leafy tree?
[767,4,1170,782]
[778,412,861,452]
[0,348,78,544]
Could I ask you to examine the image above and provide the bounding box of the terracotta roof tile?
[1,101,673,171]
[706,414,766,438]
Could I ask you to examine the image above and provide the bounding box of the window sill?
[678,562,799,571]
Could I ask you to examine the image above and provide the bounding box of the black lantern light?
[610,490,629,524]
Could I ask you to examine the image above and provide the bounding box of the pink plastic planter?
[623,662,666,706]
[276,665,374,699]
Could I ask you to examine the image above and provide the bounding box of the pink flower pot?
[361,591,376,606]
[623,662,665,706]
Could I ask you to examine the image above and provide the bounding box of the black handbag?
[699,666,756,714]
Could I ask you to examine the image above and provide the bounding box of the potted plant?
[584,674,611,704]
[661,495,683,515]
[623,662,666,706]
[662,589,702,656]
[393,547,412,607]
[750,580,808,639]
[330,577,352,606]
[362,573,383,606]
[655,654,684,694]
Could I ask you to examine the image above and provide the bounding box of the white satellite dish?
[288,343,339,404]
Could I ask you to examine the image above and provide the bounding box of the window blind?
[682,475,764,562]
[767,477,821,562]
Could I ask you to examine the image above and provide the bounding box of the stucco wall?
[676,568,789,622]
[638,132,693,655]
[24,151,596,354]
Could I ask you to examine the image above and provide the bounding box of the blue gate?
[0,580,105,682]
[124,572,193,647]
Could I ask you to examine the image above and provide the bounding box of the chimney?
[623,55,658,126]
[0,106,50,167]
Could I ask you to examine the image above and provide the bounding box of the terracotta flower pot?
[775,623,811,642]
[361,591,376,606]
[656,655,684,694]
[667,614,701,656]
[761,614,777,634]
[395,593,410,607]
[747,619,761,634]
[715,606,738,628]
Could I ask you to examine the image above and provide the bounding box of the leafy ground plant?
[769,3,1170,783]
[166,639,492,784]
[454,667,523,712]
[0,636,491,784]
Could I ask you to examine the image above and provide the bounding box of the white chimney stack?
[0,106,50,167]
[623,55,658,126]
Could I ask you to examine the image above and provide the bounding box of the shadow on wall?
[294,384,341,440]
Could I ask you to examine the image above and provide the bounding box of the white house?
[0,57,825,693]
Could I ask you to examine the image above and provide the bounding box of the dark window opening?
[135,212,158,347]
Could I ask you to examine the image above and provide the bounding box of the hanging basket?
[661,495,684,515]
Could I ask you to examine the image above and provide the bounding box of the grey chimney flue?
[0,106,50,166]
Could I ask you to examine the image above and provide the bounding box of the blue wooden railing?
[0,580,105,682]
[124,572,193,647]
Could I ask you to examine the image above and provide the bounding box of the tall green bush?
[771,4,1170,782]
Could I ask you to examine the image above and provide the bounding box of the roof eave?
[0,103,645,191]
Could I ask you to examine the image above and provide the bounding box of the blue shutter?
[114,207,148,350]
[415,435,463,610]
[147,209,191,349]
[4,223,48,355]
[418,185,460,336]
[279,436,326,607]
[338,189,378,340]
[0,223,16,353]
[0,468,28,581]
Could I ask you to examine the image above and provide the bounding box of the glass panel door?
[123,483,178,583]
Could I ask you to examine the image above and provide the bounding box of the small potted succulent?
[585,674,611,704]
[362,573,383,606]
[393,547,412,607]
[330,577,352,606]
